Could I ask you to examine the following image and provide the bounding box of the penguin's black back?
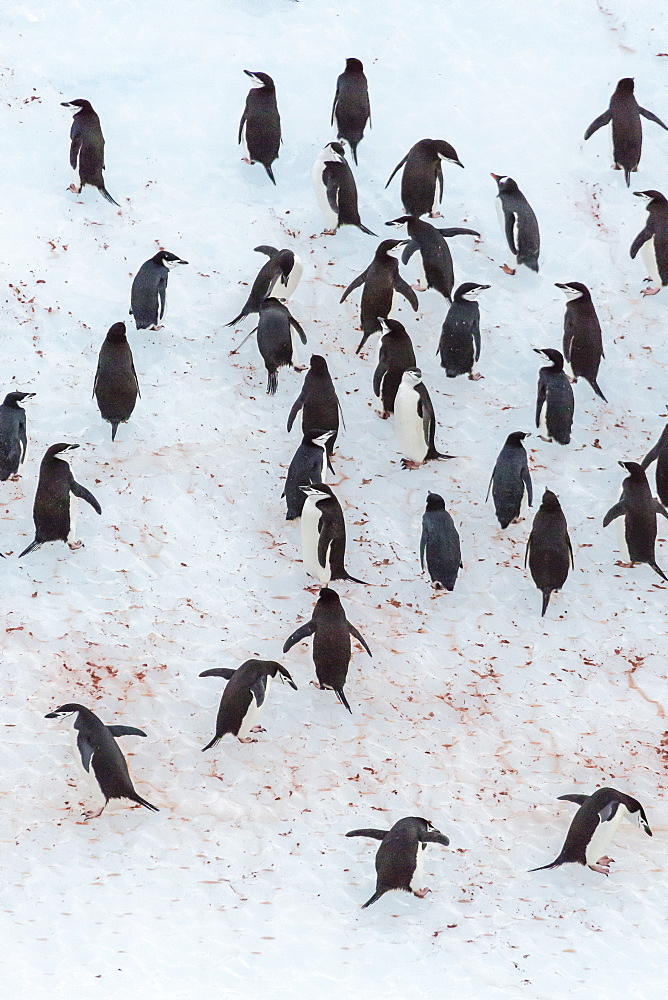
[491,433,531,529]
[94,323,139,438]
[283,435,328,520]
[0,397,27,480]
[563,293,604,393]
[360,257,398,333]
[71,106,105,188]
[256,298,294,394]
[420,495,461,591]
[333,59,370,161]
[311,588,351,692]
[130,257,166,329]
[374,322,416,414]
[289,357,339,452]
[527,491,571,615]
[610,82,643,175]
[438,298,480,377]
[538,365,574,445]
[620,468,658,564]
[244,84,281,171]
[401,141,441,217]
[642,423,668,506]
[33,453,73,542]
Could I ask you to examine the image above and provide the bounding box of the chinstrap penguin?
[0,391,35,480]
[255,297,306,394]
[630,190,668,296]
[420,493,462,592]
[299,484,366,585]
[283,430,334,520]
[394,369,452,469]
[312,141,375,236]
[487,432,533,529]
[386,139,464,218]
[491,174,540,273]
[340,239,417,354]
[331,58,370,165]
[287,355,341,455]
[386,216,479,301]
[603,461,668,581]
[239,71,281,184]
[373,318,416,418]
[200,660,297,749]
[526,489,573,617]
[534,348,574,445]
[61,99,119,206]
[641,414,668,506]
[93,322,139,441]
[555,282,606,400]
[227,247,302,327]
[438,282,490,379]
[584,78,668,187]
[130,251,188,330]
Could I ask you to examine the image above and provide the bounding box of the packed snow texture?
[2,0,667,996]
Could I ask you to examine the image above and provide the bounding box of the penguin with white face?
[200,660,297,749]
[438,282,490,379]
[0,391,35,480]
[555,282,606,401]
[61,99,119,206]
[340,239,417,354]
[300,484,366,584]
[312,141,375,236]
[130,251,188,330]
[491,173,540,272]
[227,248,302,327]
[630,190,668,296]
[534,348,574,445]
[386,216,479,301]
[386,139,464,218]
[394,369,452,469]
[283,430,334,520]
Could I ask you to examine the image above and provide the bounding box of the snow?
[1,0,667,996]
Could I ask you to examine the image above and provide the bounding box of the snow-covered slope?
[2,0,667,996]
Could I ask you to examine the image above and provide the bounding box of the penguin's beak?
[618,461,630,470]
[490,172,500,181]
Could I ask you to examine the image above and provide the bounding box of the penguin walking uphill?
[491,174,540,273]
[331,58,370,165]
[630,190,668,296]
[530,787,652,877]
[555,282,606,401]
[61,99,119,206]
[346,817,450,908]
[420,493,462,592]
[256,298,306,394]
[0,391,34,480]
[394,369,452,469]
[45,703,158,819]
[373,318,416,418]
[386,216,480,302]
[534,348,574,445]
[283,587,371,713]
[299,484,366,585]
[312,142,375,236]
[487,431,533,529]
[200,660,297,749]
[287,355,341,455]
[438,282,490,380]
[641,414,668,506]
[386,139,464,218]
[239,71,281,184]
[283,429,334,521]
[20,444,101,558]
[603,461,668,581]
[227,247,302,328]
[130,250,188,330]
[340,239,417,354]
[584,78,668,186]
[93,322,139,441]
[526,489,573,617]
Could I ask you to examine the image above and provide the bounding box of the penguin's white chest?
[66,492,78,545]
[312,158,339,231]
[615,512,630,561]
[237,676,271,739]
[641,236,661,286]
[395,386,428,463]
[537,397,551,442]
[585,806,627,867]
[410,842,427,890]
[63,721,105,811]
[240,120,249,159]
[300,499,331,583]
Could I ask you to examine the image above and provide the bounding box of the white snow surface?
[2,0,668,996]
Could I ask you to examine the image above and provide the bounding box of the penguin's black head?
[153,250,188,268]
[616,78,635,94]
[105,322,127,341]
[424,139,463,168]
[506,431,530,446]
[378,318,406,337]
[317,586,340,604]
[375,239,406,258]
[491,173,519,194]
[45,703,84,720]
[619,460,646,479]
[261,660,298,690]
[301,484,333,500]
[534,348,564,369]
[385,216,412,228]
[244,70,274,90]
[307,429,335,449]
[454,282,490,302]
[404,817,451,846]
[555,281,590,301]
[276,249,295,279]
[45,443,79,460]
[2,391,35,407]
[425,492,446,512]
[61,99,93,112]
[326,141,346,160]
[402,368,422,385]
[540,489,561,511]
[345,58,364,73]
[309,355,328,375]
[633,190,667,206]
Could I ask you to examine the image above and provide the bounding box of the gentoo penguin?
[61,99,119,206]
[584,79,668,187]
[438,282,490,379]
[331,58,370,165]
[311,142,375,236]
[373,318,416,418]
[283,430,335,520]
[19,444,101,557]
[386,216,479,301]
[526,489,573,617]
[340,239,417,354]
[0,391,34,480]
[603,461,668,581]
[491,174,540,273]
[346,817,450,908]
[385,139,464,218]
[130,250,188,330]
[93,322,139,441]
[239,71,281,184]
[299,484,366,585]
[227,247,302,327]
[641,416,668,506]
[45,703,158,819]
[287,355,341,456]
[256,298,306,394]
[200,660,297,749]
[283,587,371,713]
[534,348,574,445]
[555,282,606,401]
[530,787,652,876]
[394,369,451,469]
[420,493,462,592]
[630,190,668,296]
[487,432,533,529]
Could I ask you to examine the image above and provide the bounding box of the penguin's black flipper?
[346,828,387,840]
[340,269,368,303]
[641,442,660,470]
[286,391,304,432]
[535,378,547,430]
[372,364,385,398]
[77,733,94,772]
[254,245,279,258]
[335,687,353,713]
[437,228,480,238]
[400,240,419,266]
[348,622,371,655]
[69,131,82,170]
[638,107,668,130]
[107,726,148,738]
[70,480,102,515]
[393,275,419,311]
[99,186,120,207]
[505,212,518,255]
[250,678,267,708]
[200,667,237,680]
[521,465,534,507]
[385,153,409,189]
[288,314,307,345]
[558,794,589,805]
[630,226,652,259]
[602,501,626,527]
[584,109,612,140]
[283,621,315,653]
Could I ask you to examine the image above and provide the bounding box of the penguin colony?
[4,59,664,915]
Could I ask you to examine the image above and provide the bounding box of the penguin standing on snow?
[238,71,281,184]
[386,139,464,218]
[394,369,451,469]
[256,298,306,394]
[130,251,188,330]
[641,415,668,506]
[340,240,417,354]
[487,432,533,529]
[227,247,302,328]
[491,174,540,273]
[331,58,370,165]
[603,461,668,580]
[300,484,366,585]
[526,489,573,617]
[629,190,668,296]
[386,216,480,302]
[93,322,139,441]
[61,99,119,206]
[19,444,101,557]
[534,349,574,445]
[45,703,158,819]
[530,787,652,876]
[200,660,297,749]
[283,430,334,521]
[420,493,462,592]
[438,282,490,379]
[0,391,34,480]
[346,817,450,908]
[287,355,341,455]
[312,142,375,236]
[283,587,371,713]
[373,319,416,418]
[584,78,668,186]
[555,282,607,401]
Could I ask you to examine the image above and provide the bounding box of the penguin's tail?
[201,734,222,752]
[335,688,353,714]
[19,539,40,558]
[349,141,360,166]
[357,223,377,237]
[338,571,370,585]
[529,856,564,873]
[264,163,277,185]
[225,309,249,328]
[99,185,120,207]
[361,887,387,908]
[648,560,668,582]
[624,167,631,188]
[541,590,552,617]
[588,378,608,403]
[111,422,119,442]
[426,448,456,462]
[267,370,279,395]
[132,794,159,813]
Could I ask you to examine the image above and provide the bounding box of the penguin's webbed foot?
[68,540,84,550]
[250,725,266,733]
[238,736,258,744]
[615,560,636,568]
[83,806,105,821]
[500,264,516,275]
[590,856,614,875]
[468,372,484,381]
[242,157,253,164]
[641,286,661,296]
[377,409,391,420]
[9,474,20,482]
[310,680,324,689]
[400,459,422,470]
[323,228,337,236]
[538,434,552,443]
[429,212,443,219]
[148,324,165,330]
[412,281,427,291]
[413,887,431,898]
[67,183,82,194]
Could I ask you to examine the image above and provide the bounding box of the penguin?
[534,348,574,445]
[385,139,464,218]
[283,430,335,521]
[200,660,297,749]
[420,493,462,592]
[311,142,375,236]
[61,99,119,206]
[386,216,480,302]
[525,489,573,617]
[299,484,366,585]
[283,587,371,713]
[487,432,533,529]
[93,322,139,441]
[555,282,607,401]
[331,58,370,165]
[346,817,450,908]
[19,444,101,557]
[641,415,668,507]
[603,461,668,581]
[340,239,417,354]
[530,787,652,876]
[238,71,281,184]
[438,282,490,379]
[584,78,668,187]
[44,703,158,819]
[394,369,452,469]
[629,190,668,296]
[373,318,416,418]
[491,174,540,272]
[287,355,341,456]
[0,391,34,480]
[129,250,188,330]
[227,247,301,326]
[255,298,306,394]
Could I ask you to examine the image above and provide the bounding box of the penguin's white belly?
[65,724,105,811]
[495,196,506,237]
[66,493,78,545]
[240,121,249,159]
[585,807,627,866]
[416,251,427,289]
[312,162,338,231]
[280,256,303,302]
[237,677,270,739]
[538,401,550,441]
[641,236,661,286]
[395,388,428,463]
[290,322,301,368]
[431,181,440,215]
[300,501,331,583]
[319,451,329,485]
[410,843,427,890]
[615,513,630,561]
